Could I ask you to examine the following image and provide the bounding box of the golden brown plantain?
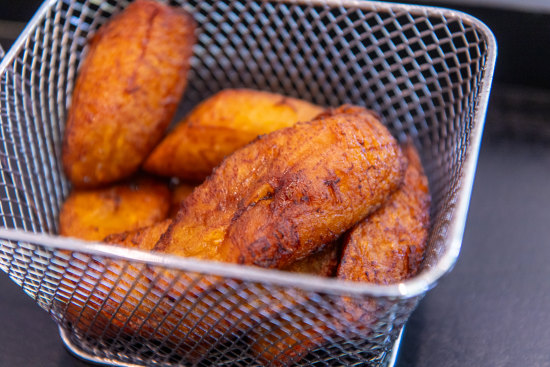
[73,105,403,363]
[103,222,341,274]
[57,257,158,346]
[337,142,431,285]
[155,105,407,269]
[62,0,195,187]
[66,224,302,364]
[59,177,171,242]
[87,143,426,365]
[143,89,325,181]
[58,261,229,363]
[60,105,407,364]
[336,142,430,328]
[251,143,431,366]
[98,226,339,363]
[61,220,228,364]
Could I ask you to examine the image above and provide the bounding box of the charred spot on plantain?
[323,176,342,202]
[254,182,276,203]
[246,237,281,267]
[104,232,122,243]
[269,172,309,206]
[153,227,173,252]
[231,183,275,224]
[260,191,274,201]
[323,177,341,186]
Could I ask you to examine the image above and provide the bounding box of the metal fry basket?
[0,0,496,366]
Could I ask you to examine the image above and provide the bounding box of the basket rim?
[0,0,497,77]
[0,0,497,299]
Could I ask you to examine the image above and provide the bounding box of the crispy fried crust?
[98,225,340,364]
[59,177,171,242]
[87,105,405,364]
[60,103,414,365]
[336,143,430,329]
[103,219,172,251]
[62,0,195,187]
[252,144,431,366]
[143,89,324,181]
[153,105,406,268]
[337,142,431,285]
[70,224,304,364]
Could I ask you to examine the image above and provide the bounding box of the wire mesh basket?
[0,0,495,366]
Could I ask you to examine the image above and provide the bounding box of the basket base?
[59,326,405,367]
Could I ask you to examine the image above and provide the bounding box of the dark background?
[1,1,549,366]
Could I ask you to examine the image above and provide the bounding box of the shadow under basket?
[0,0,495,365]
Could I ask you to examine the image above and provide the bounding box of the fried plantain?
[62,219,231,364]
[57,257,159,347]
[60,104,409,364]
[78,105,403,363]
[72,221,303,364]
[155,105,406,269]
[143,89,325,181]
[62,0,195,187]
[251,143,431,366]
[336,142,430,329]
[337,142,431,285]
[59,177,171,242]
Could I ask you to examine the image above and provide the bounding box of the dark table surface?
[2,1,550,366]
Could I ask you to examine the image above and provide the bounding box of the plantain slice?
[156,105,406,269]
[337,142,431,285]
[59,177,171,242]
[63,0,196,187]
[143,89,325,182]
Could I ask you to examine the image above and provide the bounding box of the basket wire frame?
[0,0,496,366]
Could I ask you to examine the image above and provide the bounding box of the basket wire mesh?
[0,0,496,365]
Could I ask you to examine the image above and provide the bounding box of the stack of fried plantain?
[57,0,431,365]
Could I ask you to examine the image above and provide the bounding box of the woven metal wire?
[0,0,496,365]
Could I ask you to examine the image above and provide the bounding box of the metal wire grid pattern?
[0,0,495,365]
[5,238,417,366]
